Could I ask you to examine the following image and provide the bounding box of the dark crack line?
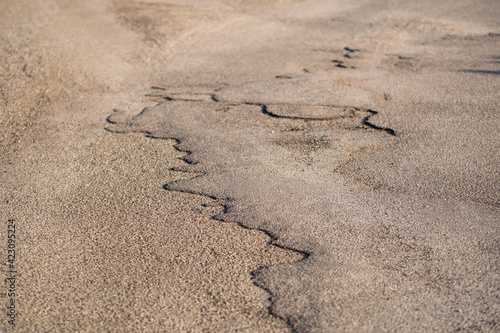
[260,103,363,121]
[145,95,398,135]
[250,270,302,333]
[145,89,398,137]
[362,110,397,136]
[140,94,399,134]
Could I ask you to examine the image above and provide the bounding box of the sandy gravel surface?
[1,0,499,332]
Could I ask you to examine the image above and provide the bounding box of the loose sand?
[1,0,498,332]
